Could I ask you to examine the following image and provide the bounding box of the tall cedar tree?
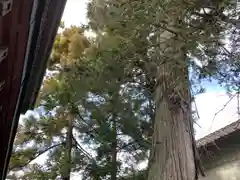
[87,0,240,179]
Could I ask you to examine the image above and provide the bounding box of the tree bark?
[145,0,206,177]
[147,57,196,180]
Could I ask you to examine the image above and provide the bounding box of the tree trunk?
[147,57,196,180]
[145,0,206,177]
[111,117,117,180]
[62,115,73,180]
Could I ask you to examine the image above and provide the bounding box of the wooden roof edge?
[196,119,240,149]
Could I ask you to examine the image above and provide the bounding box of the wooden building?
[198,120,240,180]
[0,1,66,179]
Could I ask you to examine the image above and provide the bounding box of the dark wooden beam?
[0,0,33,178]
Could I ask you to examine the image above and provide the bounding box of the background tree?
[8,24,152,179]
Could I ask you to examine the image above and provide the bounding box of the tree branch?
[192,11,240,27]
[153,23,179,36]
[9,143,64,171]
[208,93,237,132]
[72,136,94,160]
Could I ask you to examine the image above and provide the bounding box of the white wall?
[200,159,240,180]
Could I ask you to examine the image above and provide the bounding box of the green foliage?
[9,22,152,179]
[49,26,91,69]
